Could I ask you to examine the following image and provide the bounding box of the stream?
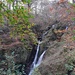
[29,41,46,75]
[23,24,52,75]
[23,22,68,75]
[28,29,49,75]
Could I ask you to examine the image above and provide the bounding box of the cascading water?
[28,23,68,75]
[19,23,68,75]
[35,50,46,67]
[29,41,46,75]
[42,31,48,39]
[32,41,40,67]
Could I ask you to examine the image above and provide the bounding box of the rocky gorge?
[0,19,75,75]
[0,0,75,75]
[29,21,75,75]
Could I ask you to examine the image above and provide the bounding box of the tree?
[0,0,37,43]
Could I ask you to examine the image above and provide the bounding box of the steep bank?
[0,25,38,75]
[0,21,75,75]
[32,21,75,75]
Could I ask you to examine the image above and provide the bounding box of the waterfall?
[42,31,48,38]
[29,41,46,75]
[32,41,40,67]
[28,24,68,75]
[35,50,46,67]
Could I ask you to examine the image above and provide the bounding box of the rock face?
[32,21,75,75]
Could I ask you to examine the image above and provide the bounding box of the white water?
[42,31,48,39]
[29,41,46,75]
[28,24,68,75]
[36,50,46,67]
[32,41,40,67]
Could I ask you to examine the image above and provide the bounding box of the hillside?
[0,0,75,75]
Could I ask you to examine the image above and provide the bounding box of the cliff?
[32,21,75,75]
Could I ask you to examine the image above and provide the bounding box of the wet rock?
[38,37,42,41]
[25,44,37,65]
